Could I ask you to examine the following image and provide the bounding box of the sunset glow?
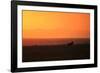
[22,10,90,61]
[22,10,90,39]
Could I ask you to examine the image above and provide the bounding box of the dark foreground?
[22,44,90,62]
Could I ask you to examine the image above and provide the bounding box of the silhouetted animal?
[67,41,74,46]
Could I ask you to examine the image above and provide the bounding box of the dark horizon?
[22,38,90,46]
[22,42,90,62]
[22,38,90,62]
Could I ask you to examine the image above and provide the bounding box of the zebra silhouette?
[67,41,74,46]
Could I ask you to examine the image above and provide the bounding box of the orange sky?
[22,10,90,39]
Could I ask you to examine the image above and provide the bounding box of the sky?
[22,10,90,39]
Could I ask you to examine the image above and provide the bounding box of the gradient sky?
[22,10,90,39]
